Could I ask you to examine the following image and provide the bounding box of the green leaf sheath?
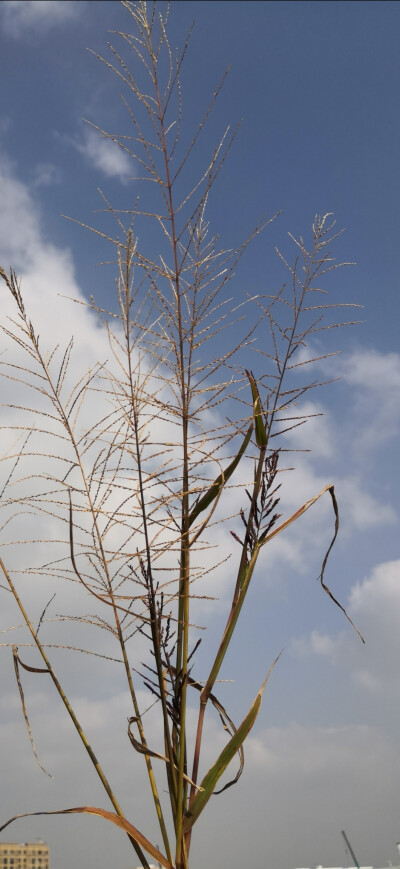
[246,370,268,448]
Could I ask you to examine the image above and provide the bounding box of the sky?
[0,2,399,869]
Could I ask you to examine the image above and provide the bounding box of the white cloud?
[267,459,395,548]
[345,349,400,392]
[336,475,396,531]
[295,559,400,695]
[286,344,400,456]
[32,162,62,188]
[291,629,339,660]
[341,349,400,452]
[245,721,393,776]
[349,558,400,631]
[0,1,80,39]
[310,629,337,656]
[279,400,336,459]
[75,128,133,182]
[0,152,43,268]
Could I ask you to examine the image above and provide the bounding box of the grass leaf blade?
[12,645,54,779]
[183,654,281,833]
[188,424,253,528]
[246,370,268,448]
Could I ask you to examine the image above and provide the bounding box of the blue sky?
[0,3,399,869]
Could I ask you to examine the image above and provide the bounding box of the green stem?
[148,37,190,869]
[188,444,266,822]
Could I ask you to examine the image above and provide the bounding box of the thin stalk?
[265,238,326,443]
[145,25,191,866]
[0,557,150,869]
[122,242,175,860]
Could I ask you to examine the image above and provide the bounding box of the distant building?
[0,840,49,869]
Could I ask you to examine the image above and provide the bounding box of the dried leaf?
[12,645,53,779]
[259,484,364,642]
[318,486,365,643]
[0,806,173,869]
[128,718,203,790]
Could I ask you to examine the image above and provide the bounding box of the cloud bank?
[0,0,80,39]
